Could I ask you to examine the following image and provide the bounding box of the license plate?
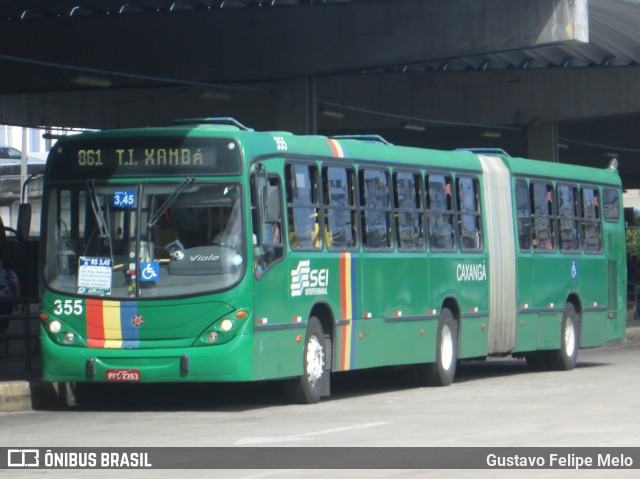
[106,369,141,382]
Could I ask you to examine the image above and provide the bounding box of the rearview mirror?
[17,203,31,242]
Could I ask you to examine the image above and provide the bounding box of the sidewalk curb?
[0,381,31,412]
[0,380,74,412]
[624,325,640,343]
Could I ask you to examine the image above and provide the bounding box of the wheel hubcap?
[441,324,454,370]
[306,335,324,387]
[564,317,576,357]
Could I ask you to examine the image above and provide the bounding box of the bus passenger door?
[250,173,293,379]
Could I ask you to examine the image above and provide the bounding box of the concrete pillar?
[272,77,317,135]
[527,122,559,162]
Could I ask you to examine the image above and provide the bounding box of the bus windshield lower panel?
[43,181,245,299]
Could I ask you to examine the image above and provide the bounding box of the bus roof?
[52,119,621,187]
[500,154,621,187]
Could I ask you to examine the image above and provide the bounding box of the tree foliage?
[627,228,640,258]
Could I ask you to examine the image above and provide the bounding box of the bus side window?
[456,176,482,252]
[427,174,455,251]
[286,163,322,250]
[323,166,358,250]
[531,182,555,252]
[603,188,620,222]
[557,184,580,253]
[360,168,392,250]
[515,179,532,251]
[582,187,603,252]
[393,171,425,251]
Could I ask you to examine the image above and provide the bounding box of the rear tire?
[284,317,327,404]
[547,303,580,371]
[415,308,458,386]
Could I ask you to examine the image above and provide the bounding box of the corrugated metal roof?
[2,0,638,73]
[379,0,640,72]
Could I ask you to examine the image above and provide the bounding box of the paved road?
[2,339,639,478]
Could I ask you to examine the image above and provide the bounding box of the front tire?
[546,303,580,371]
[284,316,328,404]
[415,308,458,386]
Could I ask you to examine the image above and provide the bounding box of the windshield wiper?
[86,179,115,263]
[87,179,110,239]
[147,177,195,229]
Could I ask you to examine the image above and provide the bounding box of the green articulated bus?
[39,118,626,404]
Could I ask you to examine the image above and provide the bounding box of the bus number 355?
[53,299,84,316]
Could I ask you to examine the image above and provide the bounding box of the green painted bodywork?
[40,123,626,384]
[503,156,626,351]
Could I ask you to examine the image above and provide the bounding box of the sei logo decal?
[291,260,329,297]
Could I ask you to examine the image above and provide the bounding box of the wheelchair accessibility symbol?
[141,261,160,282]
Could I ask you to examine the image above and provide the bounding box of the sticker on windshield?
[140,261,160,282]
[113,190,137,208]
[77,256,113,295]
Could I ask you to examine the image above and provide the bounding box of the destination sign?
[47,136,242,179]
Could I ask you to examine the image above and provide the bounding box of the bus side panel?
[458,259,490,359]
[459,317,489,358]
[514,313,539,352]
[253,256,304,380]
[429,253,490,359]
[578,255,608,347]
[537,313,562,350]
[356,253,436,368]
[605,224,627,343]
[252,329,304,380]
[358,318,438,369]
[514,252,537,352]
[580,310,606,347]
[456,266,490,359]
[533,255,573,349]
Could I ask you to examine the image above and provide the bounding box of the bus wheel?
[284,316,326,404]
[415,308,458,387]
[546,303,580,371]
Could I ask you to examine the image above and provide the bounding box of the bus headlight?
[63,332,75,344]
[220,319,234,332]
[196,310,250,347]
[49,320,62,333]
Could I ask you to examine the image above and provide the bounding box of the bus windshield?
[43,180,245,299]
